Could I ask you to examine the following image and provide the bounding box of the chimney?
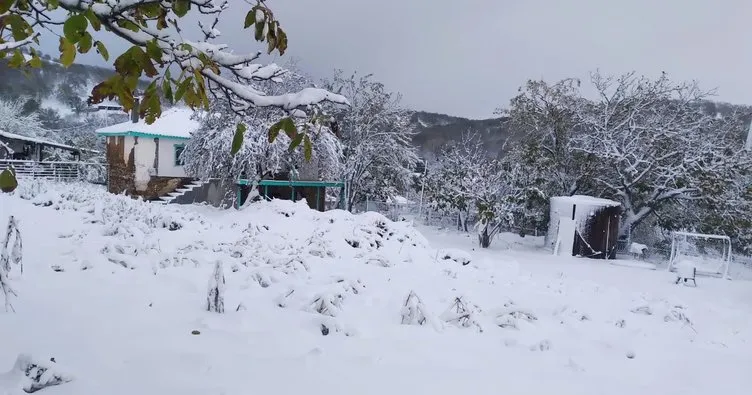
[131,98,139,123]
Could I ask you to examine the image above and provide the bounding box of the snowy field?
[1,181,752,395]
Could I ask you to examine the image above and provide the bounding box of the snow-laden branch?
[5,1,349,122]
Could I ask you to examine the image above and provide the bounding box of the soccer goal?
[667,231,732,279]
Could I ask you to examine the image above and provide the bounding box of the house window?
[174,144,185,166]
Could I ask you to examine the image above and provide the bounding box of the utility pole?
[417,158,428,220]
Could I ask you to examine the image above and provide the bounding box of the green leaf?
[172,0,190,17]
[231,123,247,155]
[268,123,282,143]
[280,117,297,139]
[288,134,303,152]
[84,8,101,31]
[117,19,140,32]
[78,32,93,53]
[46,0,59,10]
[254,21,264,41]
[163,72,174,104]
[268,117,296,142]
[174,76,192,102]
[95,41,109,61]
[146,40,162,62]
[63,14,88,44]
[29,54,42,68]
[244,7,259,29]
[0,0,13,14]
[7,50,24,68]
[277,29,288,55]
[58,37,77,67]
[139,81,162,124]
[303,135,313,161]
[7,14,30,41]
[0,168,18,193]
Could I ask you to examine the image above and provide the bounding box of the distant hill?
[407,100,752,159]
[407,111,513,158]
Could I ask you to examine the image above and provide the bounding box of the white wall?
[129,136,157,191]
[157,137,187,178]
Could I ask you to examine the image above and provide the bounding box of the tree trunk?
[619,206,653,237]
[457,211,469,232]
[478,225,492,248]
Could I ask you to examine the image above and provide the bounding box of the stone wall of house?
[106,136,134,195]
[106,136,186,200]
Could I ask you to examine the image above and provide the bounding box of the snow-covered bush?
[0,354,72,394]
[0,215,22,312]
[207,260,226,313]
[440,297,483,332]
[401,291,431,326]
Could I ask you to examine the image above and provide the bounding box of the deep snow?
[1,181,752,395]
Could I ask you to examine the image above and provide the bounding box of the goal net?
[667,231,732,278]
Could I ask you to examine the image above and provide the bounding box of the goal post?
[667,231,732,279]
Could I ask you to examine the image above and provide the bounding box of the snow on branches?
[0,98,48,139]
[572,71,743,234]
[325,71,418,211]
[1,0,348,149]
[183,68,342,183]
[424,131,530,247]
[502,71,752,244]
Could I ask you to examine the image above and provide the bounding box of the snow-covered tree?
[183,67,342,184]
[206,260,225,313]
[325,72,418,210]
[501,78,597,197]
[424,131,531,247]
[572,71,741,235]
[0,98,47,139]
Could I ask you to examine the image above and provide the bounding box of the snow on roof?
[553,195,621,207]
[95,107,199,139]
[0,130,81,152]
[95,99,123,109]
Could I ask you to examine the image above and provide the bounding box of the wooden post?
[316,186,321,211]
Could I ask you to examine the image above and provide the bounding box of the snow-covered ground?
[1,181,752,395]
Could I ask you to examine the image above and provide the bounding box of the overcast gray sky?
[48,0,752,119]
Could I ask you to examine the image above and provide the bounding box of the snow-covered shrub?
[437,248,471,266]
[207,261,226,313]
[440,297,483,332]
[0,215,22,312]
[401,291,431,326]
[0,354,72,394]
[495,309,537,329]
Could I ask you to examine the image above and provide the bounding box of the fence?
[0,159,107,184]
[359,199,541,236]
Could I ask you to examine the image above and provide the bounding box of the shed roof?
[95,107,199,140]
[0,130,93,153]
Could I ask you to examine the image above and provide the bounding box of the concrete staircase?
[153,180,206,205]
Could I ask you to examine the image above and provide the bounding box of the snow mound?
[9,180,433,273]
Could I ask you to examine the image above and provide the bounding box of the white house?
[96,107,200,199]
